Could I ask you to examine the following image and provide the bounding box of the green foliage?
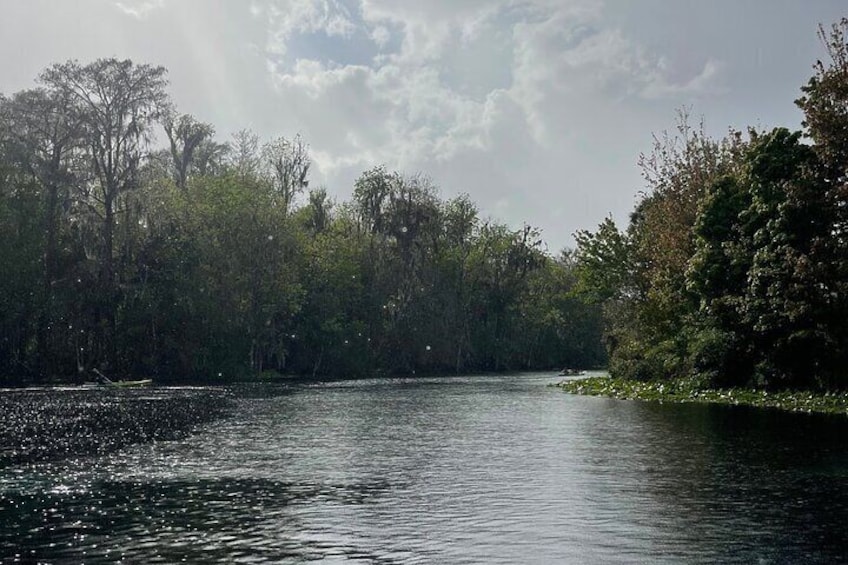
[575,115,743,383]
[586,123,846,390]
[796,18,848,173]
[0,169,43,381]
[578,19,848,392]
[684,128,838,388]
[573,217,632,303]
[0,60,605,384]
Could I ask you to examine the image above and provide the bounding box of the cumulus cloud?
[244,0,730,244]
[370,25,391,48]
[257,1,723,165]
[257,0,357,58]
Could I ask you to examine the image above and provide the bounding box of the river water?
[2,373,848,563]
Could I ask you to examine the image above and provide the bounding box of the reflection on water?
[3,477,395,563]
[2,374,848,563]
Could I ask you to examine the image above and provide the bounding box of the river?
[2,373,848,563]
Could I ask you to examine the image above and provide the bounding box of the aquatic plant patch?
[555,377,848,415]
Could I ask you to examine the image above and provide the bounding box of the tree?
[573,217,633,303]
[575,113,747,381]
[1,89,80,286]
[262,134,310,214]
[0,88,83,375]
[741,129,835,387]
[796,18,848,180]
[163,113,214,189]
[467,223,546,370]
[439,194,479,371]
[291,215,369,377]
[353,165,393,234]
[518,253,606,370]
[40,58,169,370]
[0,118,43,380]
[685,129,840,388]
[0,57,610,383]
[302,187,332,234]
[191,137,230,177]
[796,18,848,386]
[229,129,260,181]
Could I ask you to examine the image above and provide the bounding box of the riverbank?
[555,376,848,416]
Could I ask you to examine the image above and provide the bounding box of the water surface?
[3,374,848,563]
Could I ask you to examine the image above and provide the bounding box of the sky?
[0,0,845,250]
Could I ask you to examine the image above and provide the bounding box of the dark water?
[3,374,848,563]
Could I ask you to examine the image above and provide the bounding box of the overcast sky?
[1,0,845,249]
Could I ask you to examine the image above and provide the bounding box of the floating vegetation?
[555,376,848,416]
[0,388,234,467]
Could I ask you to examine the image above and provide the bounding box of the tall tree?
[303,187,332,234]
[0,88,83,374]
[686,128,838,389]
[796,17,848,379]
[1,89,80,284]
[229,129,261,182]
[0,107,44,380]
[262,134,310,214]
[39,58,169,370]
[796,18,848,181]
[163,113,214,189]
[353,165,393,234]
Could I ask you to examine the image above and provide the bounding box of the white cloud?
[509,5,727,144]
[250,0,728,244]
[641,58,725,99]
[360,0,502,63]
[260,0,726,148]
[370,25,391,48]
[114,0,166,19]
[257,0,357,58]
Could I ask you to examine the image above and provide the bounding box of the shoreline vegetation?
[5,19,848,394]
[0,59,605,386]
[555,376,848,416]
[568,19,848,399]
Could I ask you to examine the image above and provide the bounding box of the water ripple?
[2,374,848,563]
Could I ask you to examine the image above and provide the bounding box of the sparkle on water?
[2,374,848,563]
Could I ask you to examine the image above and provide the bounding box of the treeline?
[574,19,848,391]
[0,59,604,384]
